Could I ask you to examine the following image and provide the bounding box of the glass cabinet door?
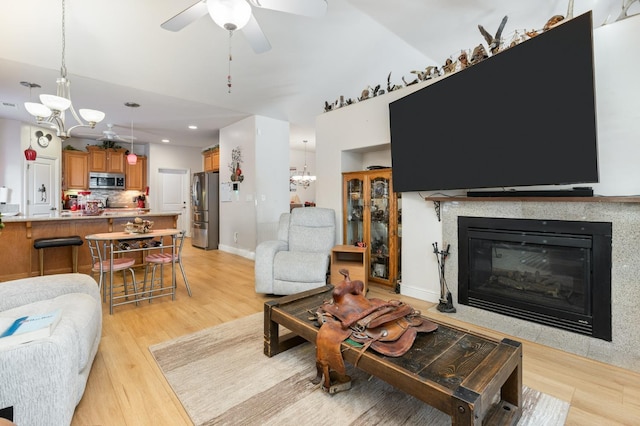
[345,177,364,245]
[368,174,390,281]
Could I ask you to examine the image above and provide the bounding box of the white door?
[158,168,189,233]
[26,156,59,216]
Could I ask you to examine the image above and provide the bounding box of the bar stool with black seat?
[86,238,138,311]
[33,236,84,276]
[143,230,191,299]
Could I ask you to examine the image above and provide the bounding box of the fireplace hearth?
[458,216,612,341]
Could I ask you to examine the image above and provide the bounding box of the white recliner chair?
[255,207,336,295]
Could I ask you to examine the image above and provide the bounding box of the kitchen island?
[0,211,180,281]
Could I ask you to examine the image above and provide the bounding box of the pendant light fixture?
[24,128,37,162]
[23,0,105,139]
[125,102,139,165]
[290,140,316,189]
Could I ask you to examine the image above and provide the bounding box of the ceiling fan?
[96,124,129,142]
[161,0,328,54]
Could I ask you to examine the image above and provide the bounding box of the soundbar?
[467,187,594,197]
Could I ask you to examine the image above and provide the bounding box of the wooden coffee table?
[264,285,522,426]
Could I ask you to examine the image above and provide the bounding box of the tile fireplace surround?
[437,199,640,373]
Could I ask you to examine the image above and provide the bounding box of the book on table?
[0,310,62,349]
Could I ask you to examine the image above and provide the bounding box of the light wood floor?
[72,240,640,425]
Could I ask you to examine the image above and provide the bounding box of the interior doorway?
[25,155,59,216]
[158,168,190,234]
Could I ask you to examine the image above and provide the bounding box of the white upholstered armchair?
[255,207,336,295]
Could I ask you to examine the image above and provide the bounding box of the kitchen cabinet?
[87,146,126,173]
[342,168,401,287]
[203,148,219,172]
[62,151,89,190]
[125,155,147,190]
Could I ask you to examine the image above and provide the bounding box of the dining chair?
[86,238,139,305]
[143,230,192,298]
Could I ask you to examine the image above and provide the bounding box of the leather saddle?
[312,269,438,393]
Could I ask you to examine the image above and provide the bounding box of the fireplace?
[458,216,612,341]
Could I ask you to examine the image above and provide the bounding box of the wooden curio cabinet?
[203,148,220,172]
[87,146,126,173]
[342,168,401,287]
[62,150,89,190]
[125,156,147,190]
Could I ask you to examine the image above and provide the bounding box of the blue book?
[0,310,62,348]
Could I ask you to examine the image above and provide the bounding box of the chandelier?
[290,140,316,189]
[23,0,105,139]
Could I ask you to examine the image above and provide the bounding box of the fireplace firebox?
[458,217,612,341]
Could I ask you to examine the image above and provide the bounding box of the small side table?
[330,245,368,291]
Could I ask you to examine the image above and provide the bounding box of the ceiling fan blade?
[242,14,271,54]
[161,0,209,31]
[248,0,327,18]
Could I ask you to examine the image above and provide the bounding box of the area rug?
[150,313,570,426]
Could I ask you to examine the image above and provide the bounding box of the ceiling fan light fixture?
[207,0,252,31]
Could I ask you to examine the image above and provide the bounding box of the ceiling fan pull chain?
[227,30,233,93]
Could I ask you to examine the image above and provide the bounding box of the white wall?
[0,119,24,205]
[316,15,640,303]
[219,115,289,258]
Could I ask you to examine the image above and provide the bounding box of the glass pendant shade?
[40,94,72,111]
[127,153,137,165]
[24,145,37,161]
[24,102,52,119]
[79,109,106,124]
[207,0,252,30]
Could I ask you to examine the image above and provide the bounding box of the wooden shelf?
[426,196,640,203]
[330,245,368,291]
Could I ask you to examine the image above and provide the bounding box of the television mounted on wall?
[389,11,598,194]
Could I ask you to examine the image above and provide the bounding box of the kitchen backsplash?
[63,189,147,209]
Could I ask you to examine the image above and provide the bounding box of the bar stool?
[33,236,84,276]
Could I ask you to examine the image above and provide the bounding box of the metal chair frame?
[143,230,192,298]
[87,238,138,310]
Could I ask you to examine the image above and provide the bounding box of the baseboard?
[218,244,255,260]
[399,284,440,303]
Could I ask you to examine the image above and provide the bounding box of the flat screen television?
[389,11,598,193]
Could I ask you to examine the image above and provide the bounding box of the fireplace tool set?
[433,242,456,313]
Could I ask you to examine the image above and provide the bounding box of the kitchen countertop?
[1,210,182,223]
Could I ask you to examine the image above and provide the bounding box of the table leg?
[109,241,115,315]
[171,234,177,300]
[263,302,281,357]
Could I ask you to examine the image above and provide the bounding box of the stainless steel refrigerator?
[191,171,219,250]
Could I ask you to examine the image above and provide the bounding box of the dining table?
[85,229,181,314]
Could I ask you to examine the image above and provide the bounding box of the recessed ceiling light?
[161,139,170,143]
[188,125,198,130]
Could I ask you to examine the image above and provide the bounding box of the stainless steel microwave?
[89,172,125,190]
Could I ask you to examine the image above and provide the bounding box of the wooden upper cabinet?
[125,155,147,190]
[63,150,89,190]
[87,146,126,173]
[203,149,219,172]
